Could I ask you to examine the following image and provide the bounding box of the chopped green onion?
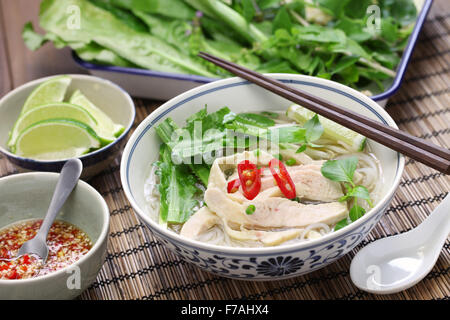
[246,204,256,215]
[285,158,296,166]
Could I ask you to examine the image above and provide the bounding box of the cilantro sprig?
[296,114,324,153]
[321,156,373,230]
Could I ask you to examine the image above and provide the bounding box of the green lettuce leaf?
[38,0,215,77]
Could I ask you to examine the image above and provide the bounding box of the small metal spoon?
[17,159,83,263]
[350,194,450,294]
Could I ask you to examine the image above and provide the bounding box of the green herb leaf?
[241,0,256,22]
[272,6,292,32]
[270,126,306,143]
[155,118,179,145]
[334,218,349,231]
[331,55,360,75]
[351,185,371,201]
[349,204,366,222]
[189,163,210,186]
[380,18,398,43]
[296,144,307,153]
[260,111,279,119]
[22,22,48,51]
[314,0,348,17]
[156,144,199,225]
[235,113,275,128]
[381,0,417,26]
[343,0,373,19]
[89,0,149,32]
[113,0,195,19]
[339,185,371,202]
[321,156,358,184]
[304,114,324,143]
[334,17,372,42]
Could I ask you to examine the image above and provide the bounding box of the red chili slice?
[227,179,241,193]
[237,160,261,200]
[23,254,31,265]
[227,167,266,194]
[7,269,18,280]
[268,159,296,199]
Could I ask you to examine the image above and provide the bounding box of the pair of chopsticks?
[198,52,450,174]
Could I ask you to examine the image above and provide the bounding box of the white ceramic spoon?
[350,194,450,294]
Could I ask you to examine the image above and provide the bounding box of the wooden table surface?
[1,0,449,300]
[0,1,89,95]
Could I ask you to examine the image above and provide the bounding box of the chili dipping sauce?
[0,219,92,280]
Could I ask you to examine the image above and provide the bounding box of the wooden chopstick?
[198,52,450,174]
[200,52,450,161]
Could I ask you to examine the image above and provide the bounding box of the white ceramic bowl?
[0,172,109,299]
[120,74,405,280]
[0,74,135,179]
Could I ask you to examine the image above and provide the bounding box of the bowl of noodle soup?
[121,74,404,280]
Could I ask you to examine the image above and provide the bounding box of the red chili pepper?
[7,269,18,279]
[237,160,261,200]
[258,167,268,175]
[268,159,296,199]
[227,179,241,193]
[23,254,30,265]
[0,248,8,258]
[227,167,266,194]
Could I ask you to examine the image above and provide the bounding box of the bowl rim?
[0,74,136,164]
[0,171,110,284]
[120,73,405,255]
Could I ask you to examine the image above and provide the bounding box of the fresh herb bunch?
[23,0,418,94]
[321,156,374,230]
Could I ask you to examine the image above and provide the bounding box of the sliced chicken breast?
[180,207,220,239]
[205,187,348,229]
[246,197,348,228]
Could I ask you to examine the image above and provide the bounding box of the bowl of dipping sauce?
[0,172,109,299]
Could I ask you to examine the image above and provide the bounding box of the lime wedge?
[14,119,101,160]
[287,104,366,152]
[69,90,124,138]
[20,75,71,115]
[8,102,99,149]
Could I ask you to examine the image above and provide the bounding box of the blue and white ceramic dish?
[0,74,136,179]
[120,74,405,280]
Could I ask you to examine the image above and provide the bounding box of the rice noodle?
[143,165,161,222]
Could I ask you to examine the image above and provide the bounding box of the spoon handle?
[36,159,83,240]
[416,194,450,243]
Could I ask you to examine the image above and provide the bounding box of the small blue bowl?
[0,74,135,179]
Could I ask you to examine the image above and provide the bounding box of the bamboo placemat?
[1,2,449,301]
